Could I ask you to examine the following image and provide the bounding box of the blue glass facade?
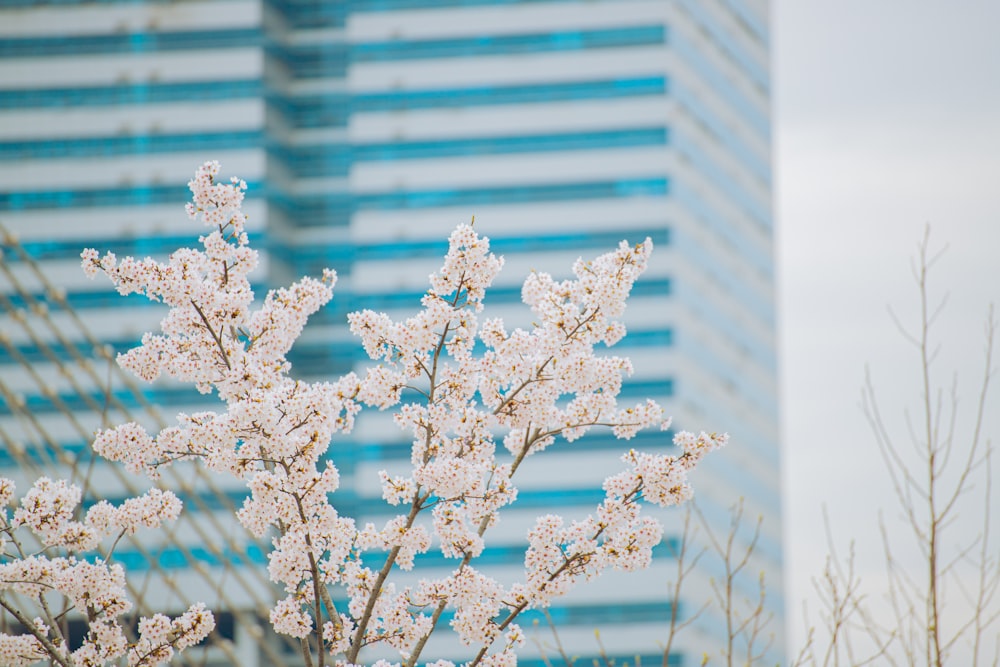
[262,1,780,663]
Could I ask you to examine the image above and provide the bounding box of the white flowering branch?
[79,162,725,666]
[0,478,214,667]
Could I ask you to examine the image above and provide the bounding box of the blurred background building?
[0,0,780,664]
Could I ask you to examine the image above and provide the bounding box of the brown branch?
[0,596,73,667]
[345,490,429,663]
[661,505,708,666]
[190,299,231,371]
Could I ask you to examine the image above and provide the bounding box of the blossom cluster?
[0,478,214,667]
[79,162,724,666]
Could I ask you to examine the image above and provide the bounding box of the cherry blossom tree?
[53,161,724,666]
[0,477,214,667]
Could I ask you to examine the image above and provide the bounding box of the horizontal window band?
[0,384,216,419]
[352,26,664,64]
[0,182,262,211]
[0,0,592,10]
[271,225,670,269]
[2,225,665,266]
[352,0,593,11]
[4,232,266,264]
[0,79,261,110]
[269,25,665,79]
[364,127,668,161]
[0,176,664,220]
[272,177,669,226]
[0,0,191,7]
[269,76,667,127]
[263,0,581,29]
[1,277,263,312]
[0,336,164,366]
[353,75,667,113]
[269,127,669,178]
[1,130,263,161]
[0,28,261,58]
[0,0,663,50]
[1,29,653,86]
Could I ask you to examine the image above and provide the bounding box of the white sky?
[776,0,1000,660]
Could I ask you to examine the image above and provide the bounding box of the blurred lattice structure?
[0,222,301,666]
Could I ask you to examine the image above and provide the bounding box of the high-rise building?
[1,0,780,664]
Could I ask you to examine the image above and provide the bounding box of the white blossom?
[50,162,725,666]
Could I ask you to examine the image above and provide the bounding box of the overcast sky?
[776,0,1000,658]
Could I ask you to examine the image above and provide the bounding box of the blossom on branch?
[75,161,725,665]
[0,478,213,667]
